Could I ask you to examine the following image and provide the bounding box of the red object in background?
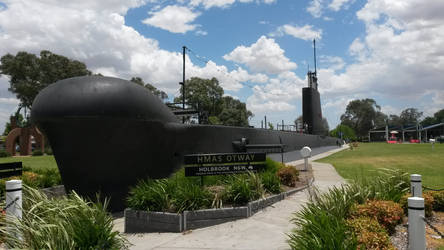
[410,139,420,143]
[387,140,397,144]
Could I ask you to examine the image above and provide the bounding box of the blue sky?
[0,0,443,131]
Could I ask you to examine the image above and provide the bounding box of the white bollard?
[5,180,22,219]
[408,197,426,250]
[410,174,422,197]
[300,146,312,171]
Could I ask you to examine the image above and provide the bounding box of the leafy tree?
[217,96,253,127]
[0,51,91,110]
[330,124,356,141]
[399,108,423,125]
[2,113,25,136]
[175,77,224,117]
[268,122,274,130]
[174,77,252,126]
[433,109,444,123]
[388,114,402,127]
[130,77,168,102]
[340,99,383,138]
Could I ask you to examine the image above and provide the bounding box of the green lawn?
[317,142,444,187]
[0,155,58,170]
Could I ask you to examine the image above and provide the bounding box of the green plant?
[399,192,434,217]
[174,182,212,212]
[277,166,299,187]
[0,186,128,249]
[127,179,175,212]
[351,200,403,234]
[223,172,264,205]
[428,190,444,211]
[32,150,43,156]
[349,168,409,202]
[346,216,394,250]
[0,149,11,158]
[260,171,281,194]
[288,206,357,250]
[263,158,284,173]
[44,147,53,155]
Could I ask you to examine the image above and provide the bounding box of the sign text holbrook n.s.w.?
[184,153,266,165]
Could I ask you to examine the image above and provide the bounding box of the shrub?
[399,192,434,217]
[44,147,53,155]
[32,150,43,156]
[174,182,212,212]
[260,171,281,194]
[127,179,175,212]
[351,200,403,234]
[428,190,444,211]
[289,206,357,250]
[0,186,129,249]
[0,149,10,157]
[349,168,409,203]
[277,166,299,187]
[223,172,264,205]
[346,216,394,250]
[263,158,284,173]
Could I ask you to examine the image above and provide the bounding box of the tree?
[174,77,253,127]
[399,108,423,125]
[2,113,25,136]
[388,114,402,127]
[330,124,356,141]
[217,96,253,127]
[421,108,444,127]
[433,109,444,123]
[0,51,91,110]
[268,122,274,130]
[130,77,168,102]
[340,98,383,138]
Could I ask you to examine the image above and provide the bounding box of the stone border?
[41,185,66,198]
[124,182,312,233]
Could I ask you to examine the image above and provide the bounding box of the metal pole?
[264,116,267,129]
[282,120,284,131]
[410,174,422,198]
[5,180,22,219]
[182,46,186,124]
[408,197,426,250]
[261,120,263,129]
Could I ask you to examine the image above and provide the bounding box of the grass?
[0,155,57,170]
[317,142,444,187]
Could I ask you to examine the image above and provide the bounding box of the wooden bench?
[0,162,23,179]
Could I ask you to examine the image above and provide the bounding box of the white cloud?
[306,0,323,18]
[328,0,352,11]
[189,0,275,9]
[142,5,200,33]
[273,24,322,41]
[319,55,345,71]
[223,36,297,74]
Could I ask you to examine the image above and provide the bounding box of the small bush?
[260,171,281,194]
[351,200,403,234]
[32,149,43,156]
[277,166,299,187]
[174,182,212,212]
[347,216,394,250]
[289,207,357,250]
[0,186,129,249]
[0,149,10,157]
[127,179,175,212]
[223,172,264,205]
[263,158,284,173]
[428,190,444,211]
[44,147,53,155]
[399,192,434,217]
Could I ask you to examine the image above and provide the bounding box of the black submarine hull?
[32,76,339,211]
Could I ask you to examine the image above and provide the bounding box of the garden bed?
[124,159,312,233]
[124,184,311,233]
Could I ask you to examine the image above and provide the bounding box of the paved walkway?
[114,146,348,250]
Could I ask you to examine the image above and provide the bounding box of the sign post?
[184,152,266,177]
[300,146,312,171]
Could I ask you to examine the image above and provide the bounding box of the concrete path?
[114,146,348,250]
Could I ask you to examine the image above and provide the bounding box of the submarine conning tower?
[302,39,323,135]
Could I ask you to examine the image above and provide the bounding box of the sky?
[0,0,443,131]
